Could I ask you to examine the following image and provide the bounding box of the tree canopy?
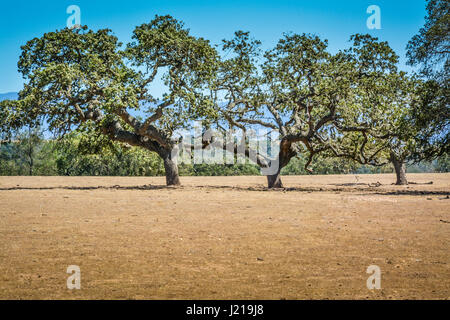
[2,15,217,185]
[206,32,410,187]
[0,13,448,188]
[406,0,449,80]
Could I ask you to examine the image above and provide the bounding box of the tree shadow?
[370,190,450,197]
[0,184,170,191]
[183,185,450,196]
[0,183,448,197]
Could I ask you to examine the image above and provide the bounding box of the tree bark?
[28,126,33,176]
[391,154,407,185]
[265,141,297,189]
[163,153,181,186]
[267,171,283,188]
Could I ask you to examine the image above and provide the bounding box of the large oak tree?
[1,15,217,185]
[209,32,404,188]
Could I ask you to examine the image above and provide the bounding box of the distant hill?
[0,92,18,101]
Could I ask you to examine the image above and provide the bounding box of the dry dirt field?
[0,173,449,300]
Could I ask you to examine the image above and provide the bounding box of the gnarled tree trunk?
[265,141,296,189]
[162,152,181,186]
[390,153,407,185]
[267,169,283,188]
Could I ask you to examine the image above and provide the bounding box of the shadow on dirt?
[0,184,169,191]
[1,184,449,197]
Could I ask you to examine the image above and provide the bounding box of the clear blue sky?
[0,0,427,94]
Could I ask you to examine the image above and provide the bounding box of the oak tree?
[1,15,217,185]
[210,32,402,188]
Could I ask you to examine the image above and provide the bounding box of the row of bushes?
[1,130,449,176]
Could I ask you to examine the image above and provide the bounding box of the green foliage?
[1,133,448,176]
[3,15,219,186]
[435,153,450,172]
[181,163,260,176]
[406,0,449,79]
[402,0,449,166]
[0,126,57,176]
[281,155,358,175]
[349,2,450,167]
[125,15,218,132]
[209,31,411,178]
[1,15,447,184]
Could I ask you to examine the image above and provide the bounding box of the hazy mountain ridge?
[0,92,18,101]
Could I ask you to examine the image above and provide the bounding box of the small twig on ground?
[368,182,382,187]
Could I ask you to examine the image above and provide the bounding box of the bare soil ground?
[0,173,449,300]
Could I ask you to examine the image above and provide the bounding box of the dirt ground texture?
[0,173,449,300]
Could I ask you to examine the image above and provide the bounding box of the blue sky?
[0,0,427,95]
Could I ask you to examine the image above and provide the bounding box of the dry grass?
[0,173,449,299]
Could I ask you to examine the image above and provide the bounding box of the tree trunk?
[391,154,407,185]
[267,171,283,188]
[163,154,180,186]
[28,127,33,176]
[28,151,33,176]
[265,142,296,189]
